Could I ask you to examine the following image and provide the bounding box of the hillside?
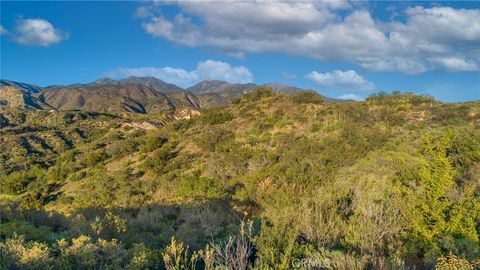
[1,87,479,269]
[40,84,179,114]
[0,86,54,110]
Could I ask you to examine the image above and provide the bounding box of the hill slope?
[0,86,54,110]
[2,78,202,116]
[39,84,177,114]
[1,88,479,269]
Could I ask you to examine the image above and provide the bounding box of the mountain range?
[0,77,324,116]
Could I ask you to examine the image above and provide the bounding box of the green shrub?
[243,86,274,102]
[177,177,228,199]
[196,127,234,151]
[201,109,234,125]
[84,151,108,168]
[0,165,46,195]
[290,90,324,104]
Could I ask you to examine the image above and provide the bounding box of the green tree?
[411,132,479,259]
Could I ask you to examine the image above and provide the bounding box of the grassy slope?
[0,89,479,268]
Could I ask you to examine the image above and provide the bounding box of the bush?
[84,150,108,168]
[0,235,52,270]
[290,91,324,104]
[0,165,46,195]
[177,177,228,199]
[196,127,235,151]
[142,133,168,153]
[436,254,478,270]
[243,86,274,102]
[201,109,234,125]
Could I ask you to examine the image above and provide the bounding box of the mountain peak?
[187,80,232,94]
[88,76,184,92]
[92,77,117,85]
[263,82,305,93]
[201,79,229,84]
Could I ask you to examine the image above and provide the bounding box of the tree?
[411,132,479,259]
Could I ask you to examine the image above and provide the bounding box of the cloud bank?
[306,70,374,92]
[103,60,253,88]
[138,2,480,73]
[13,18,67,46]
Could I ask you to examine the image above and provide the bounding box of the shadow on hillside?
[0,199,245,250]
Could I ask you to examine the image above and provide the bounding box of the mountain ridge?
[1,77,343,114]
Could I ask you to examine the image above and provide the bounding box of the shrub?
[253,221,298,270]
[196,127,234,151]
[0,235,52,270]
[162,237,200,270]
[177,177,228,199]
[84,150,108,168]
[290,90,324,104]
[243,86,274,102]
[436,254,478,270]
[201,109,234,125]
[0,165,46,195]
[142,133,168,153]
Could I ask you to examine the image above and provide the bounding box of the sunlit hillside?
[1,87,479,269]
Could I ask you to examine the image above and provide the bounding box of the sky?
[1,1,479,102]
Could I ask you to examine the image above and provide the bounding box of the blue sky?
[1,1,479,101]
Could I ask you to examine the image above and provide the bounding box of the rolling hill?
[1,86,479,269]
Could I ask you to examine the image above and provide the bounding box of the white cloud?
[103,60,253,88]
[138,2,480,73]
[337,93,363,101]
[13,18,67,46]
[142,14,201,46]
[134,6,153,18]
[306,70,374,91]
[0,25,6,35]
[429,57,478,72]
[196,60,253,83]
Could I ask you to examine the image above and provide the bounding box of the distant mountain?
[0,77,343,113]
[0,78,198,115]
[186,80,329,107]
[39,84,185,114]
[0,86,53,110]
[90,76,184,93]
[264,82,305,93]
[186,80,230,93]
[0,80,43,94]
[263,82,347,102]
[165,91,201,110]
[188,80,309,96]
[187,80,257,107]
[90,78,117,85]
[187,80,256,95]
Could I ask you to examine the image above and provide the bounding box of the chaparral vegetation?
[1,85,479,269]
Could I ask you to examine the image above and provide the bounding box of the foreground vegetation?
[1,88,479,269]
